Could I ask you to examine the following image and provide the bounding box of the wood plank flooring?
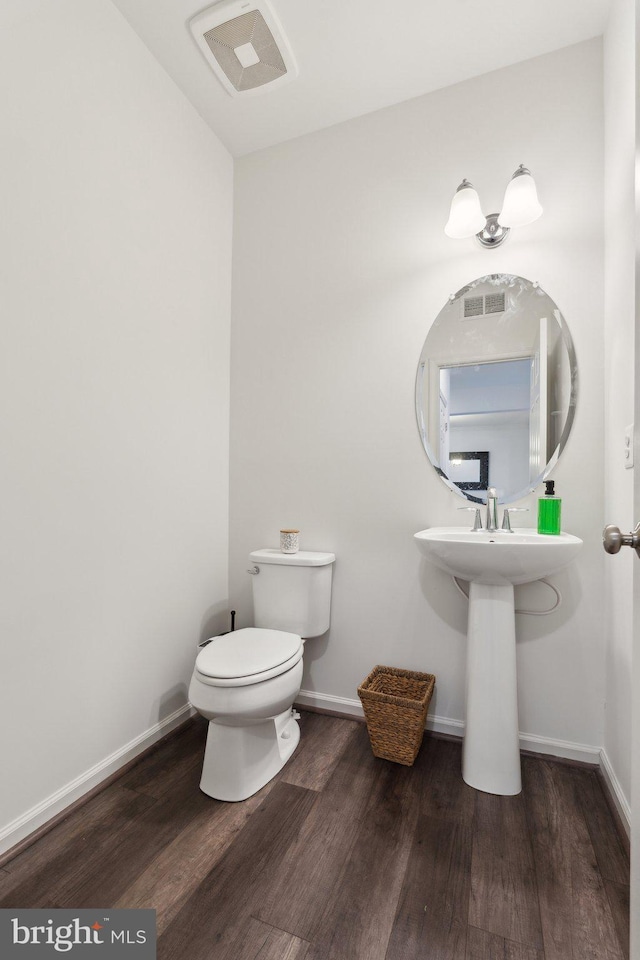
[0,712,630,959]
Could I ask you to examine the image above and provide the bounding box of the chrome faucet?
[486,487,498,532]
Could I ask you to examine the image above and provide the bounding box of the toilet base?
[199,708,301,802]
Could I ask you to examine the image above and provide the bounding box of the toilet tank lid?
[250,548,335,566]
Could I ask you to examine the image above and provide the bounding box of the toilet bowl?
[188,627,304,801]
[189,547,335,802]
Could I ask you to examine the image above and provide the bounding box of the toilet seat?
[195,627,303,688]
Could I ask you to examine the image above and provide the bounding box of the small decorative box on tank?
[280,529,299,554]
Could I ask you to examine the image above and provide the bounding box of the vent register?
[463,292,506,318]
[204,11,285,92]
[190,1,298,96]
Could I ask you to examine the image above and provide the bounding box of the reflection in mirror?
[416,275,577,505]
[449,450,489,491]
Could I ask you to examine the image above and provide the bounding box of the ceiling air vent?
[484,292,506,314]
[463,296,484,318]
[463,292,506,319]
[190,0,298,96]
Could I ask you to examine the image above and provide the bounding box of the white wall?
[0,0,232,852]
[231,41,605,758]
[603,0,635,818]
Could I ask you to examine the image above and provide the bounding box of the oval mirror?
[416,274,578,504]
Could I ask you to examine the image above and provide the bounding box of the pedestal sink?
[414,527,582,795]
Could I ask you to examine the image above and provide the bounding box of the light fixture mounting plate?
[476,213,510,249]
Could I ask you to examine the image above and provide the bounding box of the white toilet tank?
[249,549,335,638]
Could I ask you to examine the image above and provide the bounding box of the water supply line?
[452,576,561,615]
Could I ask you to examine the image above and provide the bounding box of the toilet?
[188,547,335,801]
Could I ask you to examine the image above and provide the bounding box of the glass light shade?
[498,167,543,228]
[444,181,486,238]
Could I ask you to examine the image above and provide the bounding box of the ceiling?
[110,0,612,157]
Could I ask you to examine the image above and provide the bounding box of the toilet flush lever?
[247,565,260,575]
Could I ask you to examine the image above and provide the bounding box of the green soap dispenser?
[538,480,562,535]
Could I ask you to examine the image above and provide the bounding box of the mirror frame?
[415,274,578,505]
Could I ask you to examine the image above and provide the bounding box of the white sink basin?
[414,526,583,585]
[414,525,582,796]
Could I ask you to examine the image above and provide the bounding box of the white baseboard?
[0,703,196,858]
[518,730,601,765]
[599,747,631,838]
[296,689,604,765]
[295,689,466,739]
[295,689,365,719]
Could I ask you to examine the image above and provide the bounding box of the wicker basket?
[357,665,435,766]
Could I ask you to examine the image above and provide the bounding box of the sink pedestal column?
[462,581,521,795]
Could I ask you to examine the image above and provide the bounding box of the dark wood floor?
[0,712,630,959]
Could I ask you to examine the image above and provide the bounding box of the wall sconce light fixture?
[444,165,543,248]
